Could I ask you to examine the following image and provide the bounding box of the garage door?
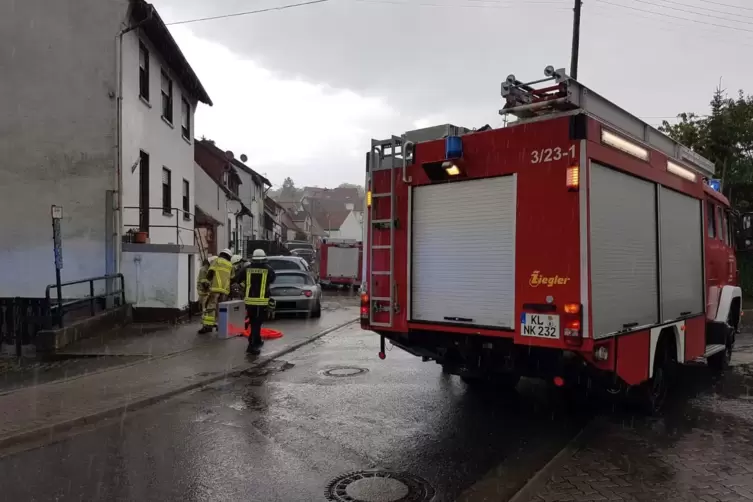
[411,175,517,328]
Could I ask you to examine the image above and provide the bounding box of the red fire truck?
[361,66,742,411]
[320,239,363,289]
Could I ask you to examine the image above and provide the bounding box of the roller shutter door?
[411,176,517,328]
[590,163,658,338]
[658,186,704,320]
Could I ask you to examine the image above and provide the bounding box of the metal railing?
[45,274,125,328]
[123,206,195,246]
[0,298,49,357]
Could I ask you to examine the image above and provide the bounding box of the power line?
[629,0,753,25]
[356,0,570,9]
[165,0,330,26]
[594,0,753,34]
[588,7,753,47]
[654,0,753,20]
[695,0,753,12]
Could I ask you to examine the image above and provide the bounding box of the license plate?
[521,313,560,339]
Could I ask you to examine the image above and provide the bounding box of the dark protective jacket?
[234,262,277,306]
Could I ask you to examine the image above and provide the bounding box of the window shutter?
[162,168,169,184]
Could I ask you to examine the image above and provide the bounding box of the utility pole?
[570,0,583,79]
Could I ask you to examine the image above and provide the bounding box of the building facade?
[0,0,211,315]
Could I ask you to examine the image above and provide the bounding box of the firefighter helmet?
[219,248,233,259]
[251,249,267,262]
[231,254,242,265]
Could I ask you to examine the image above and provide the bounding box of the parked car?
[269,270,322,317]
[267,255,318,281]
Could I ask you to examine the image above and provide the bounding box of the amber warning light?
[566,166,579,191]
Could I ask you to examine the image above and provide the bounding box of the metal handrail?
[45,273,125,328]
[123,206,195,245]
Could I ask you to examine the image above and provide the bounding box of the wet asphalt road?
[0,324,591,502]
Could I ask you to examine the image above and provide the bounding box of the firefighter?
[196,256,213,314]
[234,249,276,355]
[198,248,234,334]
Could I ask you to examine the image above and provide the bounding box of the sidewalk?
[521,339,753,502]
[0,306,357,450]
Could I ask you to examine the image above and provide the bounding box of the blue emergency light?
[708,179,721,192]
[445,136,463,160]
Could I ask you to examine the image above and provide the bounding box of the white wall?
[123,251,176,308]
[0,0,129,297]
[194,162,228,253]
[122,251,195,309]
[120,30,195,247]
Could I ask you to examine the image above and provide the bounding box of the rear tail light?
[563,302,583,346]
[302,290,313,297]
[360,292,369,320]
[564,303,580,314]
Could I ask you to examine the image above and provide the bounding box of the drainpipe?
[114,7,153,276]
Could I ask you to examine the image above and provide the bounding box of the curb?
[507,417,601,502]
[0,318,357,453]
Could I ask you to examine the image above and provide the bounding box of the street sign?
[51,205,63,220]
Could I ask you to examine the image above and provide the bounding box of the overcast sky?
[152,0,753,188]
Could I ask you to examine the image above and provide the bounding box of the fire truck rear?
[320,239,362,288]
[361,66,742,410]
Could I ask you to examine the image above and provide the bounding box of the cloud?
[168,26,400,187]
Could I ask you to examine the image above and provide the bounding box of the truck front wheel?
[708,324,733,372]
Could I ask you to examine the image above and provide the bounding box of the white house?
[328,210,363,241]
[118,3,211,316]
[232,159,271,250]
[0,0,211,315]
[194,162,228,260]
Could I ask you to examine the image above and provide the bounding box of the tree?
[338,182,365,196]
[660,87,753,207]
[280,177,300,201]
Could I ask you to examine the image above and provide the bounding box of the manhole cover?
[325,470,434,502]
[321,367,369,377]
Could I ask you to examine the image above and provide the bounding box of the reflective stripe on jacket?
[209,258,233,294]
[244,268,271,306]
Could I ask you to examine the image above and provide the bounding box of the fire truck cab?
[361,66,742,410]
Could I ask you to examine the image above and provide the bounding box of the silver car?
[270,270,322,318]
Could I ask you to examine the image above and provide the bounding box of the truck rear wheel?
[634,337,676,414]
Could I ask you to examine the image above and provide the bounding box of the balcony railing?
[123,206,195,246]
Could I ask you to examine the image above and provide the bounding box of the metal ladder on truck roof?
[499,65,716,178]
[368,135,401,328]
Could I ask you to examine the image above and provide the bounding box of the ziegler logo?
[529,270,571,288]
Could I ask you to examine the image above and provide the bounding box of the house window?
[161,70,173,123]
[182,179,190,220]
[162,167,172,214]
[139,42,149,101]
[181,97,191,139]
[139,150,150,232]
